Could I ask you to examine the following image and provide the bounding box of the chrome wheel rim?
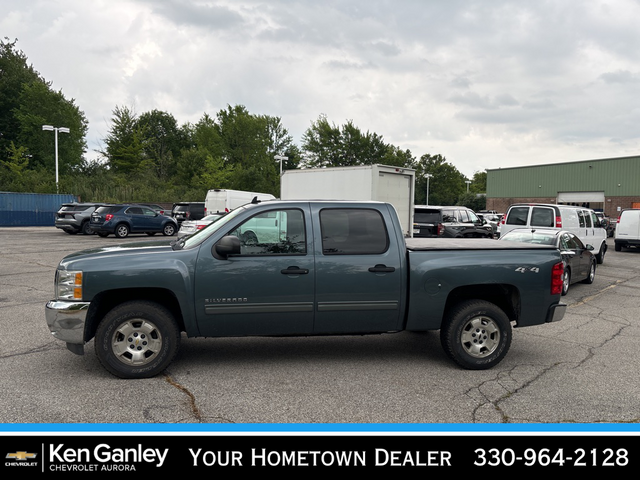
[460,316,500,358]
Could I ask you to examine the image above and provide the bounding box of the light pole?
[465,180,471,192]
[425,173,433,205]
[42,125,70,193]
[274,154,288,177]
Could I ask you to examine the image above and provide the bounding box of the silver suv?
[54,202,102,235]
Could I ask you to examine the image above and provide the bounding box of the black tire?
[115,223,129,238]
[440,300,512,370]
[582,261,596,284]
[614,243,622,252]
[562,268,571,296]
[243,231,258,244]
[163,223,176,236]
[596,243,606,264]
[95,301,181,379]
[97,232,109,237]
[81,221,94,235]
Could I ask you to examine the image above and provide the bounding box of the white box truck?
[280,164,416,236]
[205,189,276,215]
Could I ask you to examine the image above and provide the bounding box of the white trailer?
[205,189,276,215]
[280,164,416,236]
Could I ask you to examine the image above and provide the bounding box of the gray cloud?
[3,0,640,177]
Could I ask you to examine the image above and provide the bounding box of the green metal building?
[486,155,640,218]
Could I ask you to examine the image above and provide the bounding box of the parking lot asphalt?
[0,227,638,428]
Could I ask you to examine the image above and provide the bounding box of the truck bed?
[406,237,555,250]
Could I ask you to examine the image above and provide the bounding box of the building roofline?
[486,154,640,172]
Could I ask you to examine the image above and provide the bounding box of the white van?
[614,209,640,251]
[500,203,608,264]
[205,189,275,215]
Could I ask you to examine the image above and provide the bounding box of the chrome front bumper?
[45,300,91,354]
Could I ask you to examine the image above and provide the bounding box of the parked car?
[89,204,178,238]
[595,212,615,237]
[136,203,168,216]
[500,203,608,264]
[413,205,493,238]
[500,228,596,295]
[54,202,102,235]
[172,202,205,225]
[177,213,227,238]
[614,209,640,251]
[477,213,502,238]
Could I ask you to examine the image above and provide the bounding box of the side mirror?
[586,244,594,251]
[213,235,241,259]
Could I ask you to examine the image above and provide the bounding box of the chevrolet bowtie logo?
[7,451,37,460]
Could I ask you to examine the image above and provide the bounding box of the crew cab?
[45,200,567,378]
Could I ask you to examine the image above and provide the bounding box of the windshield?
[179,205,249,249]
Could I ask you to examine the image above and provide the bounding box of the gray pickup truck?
[46,200,567,378]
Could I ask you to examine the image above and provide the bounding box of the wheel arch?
[84,288,186,343]
[444,284,519,323]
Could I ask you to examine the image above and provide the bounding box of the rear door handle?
[281,266,309,275]
[368,264,396,273]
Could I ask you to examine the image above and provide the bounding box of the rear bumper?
[547,303,566,323]
[45,300,90,354]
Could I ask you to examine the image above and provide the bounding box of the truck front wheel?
[95,301,181,379]
[440,300,512,370]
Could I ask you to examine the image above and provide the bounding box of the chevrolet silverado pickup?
[46,200,567,378]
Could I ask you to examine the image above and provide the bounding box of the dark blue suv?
[89,204,178,238]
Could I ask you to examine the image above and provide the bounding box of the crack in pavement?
[163,373,204,422]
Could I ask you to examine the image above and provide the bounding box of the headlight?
[56,270,83,300]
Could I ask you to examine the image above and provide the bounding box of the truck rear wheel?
[95,301,181,379]
[440,300,512,370]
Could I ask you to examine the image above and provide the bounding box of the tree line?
[0,38,486,209]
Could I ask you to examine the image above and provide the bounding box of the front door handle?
[281,266,309,275]
[368,264,395,273]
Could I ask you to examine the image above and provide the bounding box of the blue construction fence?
[0,192,77,226]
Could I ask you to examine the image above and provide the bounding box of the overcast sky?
[3,0,640,177]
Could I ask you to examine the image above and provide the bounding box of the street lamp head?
[42,125,54,131]
[58,127,70,134]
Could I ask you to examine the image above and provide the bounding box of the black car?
[413,205,493,238]
[499,228,596,295]
[89,204,178,238]
[171,202,205,225]
[54,202,102,235]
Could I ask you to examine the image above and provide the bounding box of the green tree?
[102,105,145,174]
[301,115,413,168]
[456,191,486,212]
[15,80,88,175]
[137,109,186,180]
[469,170,487,193]
[0,38,43,161]
[412,154,466,206]
[214,105,278,195]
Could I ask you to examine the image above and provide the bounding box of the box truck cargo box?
[280,164,415,236]
[205,189,276,215]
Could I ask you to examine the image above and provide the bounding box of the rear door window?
[320,209,389,255]
[530,207,555,227]
[414,209,441,223]
[506,207,530,225]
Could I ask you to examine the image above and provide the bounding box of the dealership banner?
[1,434,636,474]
